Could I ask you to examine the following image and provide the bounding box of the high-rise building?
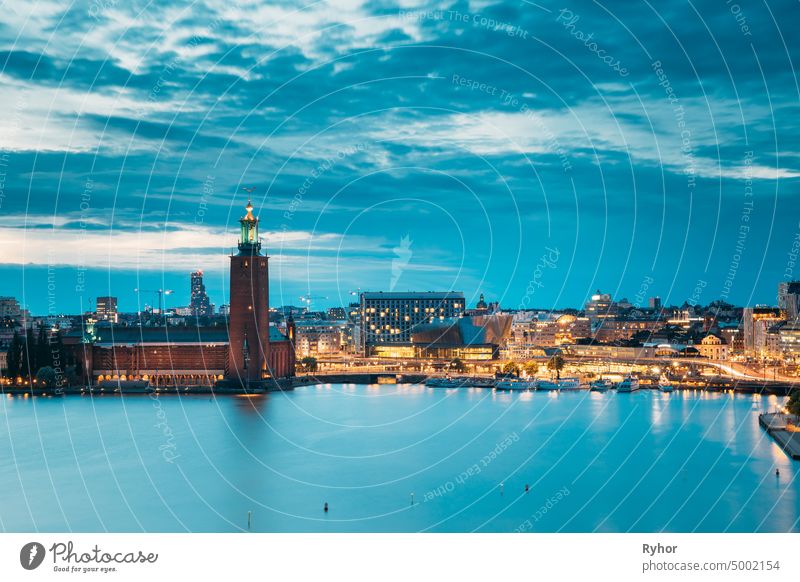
[742,306,783,354]
[648,296,662,311]
[95,296,118,323]
[778,281,800,322]
[359,291,464,354]
[190,270,213,317]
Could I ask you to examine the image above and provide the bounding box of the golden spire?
[244,199,255,221]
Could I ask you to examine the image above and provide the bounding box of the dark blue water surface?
[0,385,796,532]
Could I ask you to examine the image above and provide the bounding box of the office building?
[95,296,118,323]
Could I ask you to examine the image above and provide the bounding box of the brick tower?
[227,199,270,386]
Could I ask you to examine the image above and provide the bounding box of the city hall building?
[69,201,295,388]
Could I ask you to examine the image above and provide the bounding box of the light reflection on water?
[0,385,796,533]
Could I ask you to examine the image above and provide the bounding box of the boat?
[617,376,640,392]
[466,377,497,388]
[590,379,612,392]
[658,380,674,392]
[556,378,581,391]
[495,379,537,391]
[536,379,560,391]
[425,377,464,388]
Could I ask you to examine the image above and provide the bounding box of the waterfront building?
[697,333,729,360]
[190,270,214,317]
[504,312,590,358]
[367,313,510,360]
[66,200,295,387]
[95,296,118,323]
[564,344,655,360]
[358,291,464,354]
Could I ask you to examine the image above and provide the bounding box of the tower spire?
[238,198,261,255]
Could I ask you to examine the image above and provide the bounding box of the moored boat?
[536,379,560,391]
[590,379,612,392]
[495,379,537,391]
[617,376,640,392]
[557,377,581,391]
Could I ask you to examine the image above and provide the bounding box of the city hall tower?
[227,200,270,385]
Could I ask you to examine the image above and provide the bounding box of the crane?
[298,293,328,309]
[134,288,174,316]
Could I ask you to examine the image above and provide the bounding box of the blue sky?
[0,0,798,315]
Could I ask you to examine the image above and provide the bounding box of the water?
[0,385,797,532]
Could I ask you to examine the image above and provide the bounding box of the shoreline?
[2,372,797,396]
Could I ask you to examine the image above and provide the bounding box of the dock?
[759,412,800,460]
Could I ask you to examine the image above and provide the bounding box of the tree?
[547,355,565,379]
[6,330,21,379]
[36,324,51,370]
[502,361,521,376]
[300,356,318,373]
[523,361,539,377]
[35,366,57,388]
[450,358,466,373]
[50,330,64,378]
[787,390,800,416]
[20,327,36,379]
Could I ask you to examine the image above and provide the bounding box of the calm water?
[0,385,797,533]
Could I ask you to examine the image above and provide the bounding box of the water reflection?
[0,386,795,533]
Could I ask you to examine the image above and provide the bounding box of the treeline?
[4,326,80,386]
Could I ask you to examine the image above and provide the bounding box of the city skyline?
[2,1,799,315]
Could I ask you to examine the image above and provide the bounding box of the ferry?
[617,376,640,393]
[590,379,612,392]
[495,379,538,391]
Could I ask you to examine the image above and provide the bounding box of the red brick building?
[72,200,295,387]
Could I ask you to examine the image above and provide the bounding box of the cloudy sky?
[0,0,798,315]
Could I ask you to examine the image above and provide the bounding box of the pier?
[759,412,800,460]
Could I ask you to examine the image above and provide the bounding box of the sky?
[0,0,798,316]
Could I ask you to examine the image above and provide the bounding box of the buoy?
[525,484,529,493]
[324,502,329,512]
